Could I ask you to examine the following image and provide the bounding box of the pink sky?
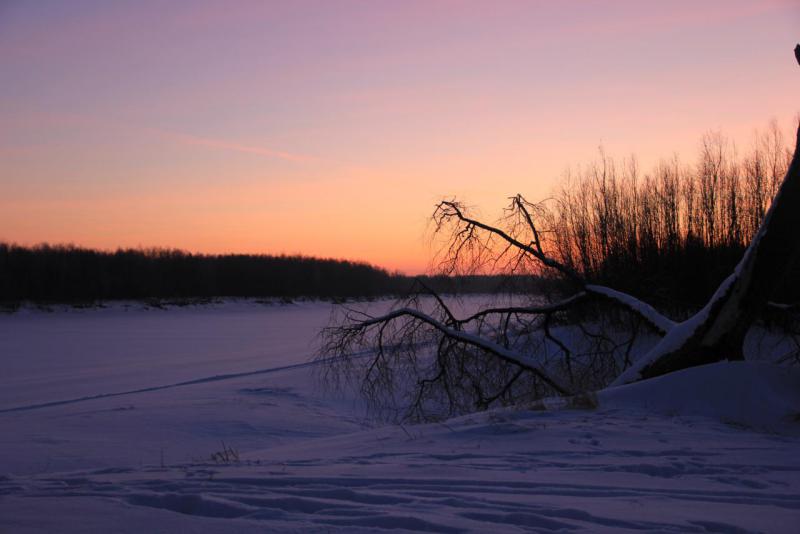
[1,0,798,273]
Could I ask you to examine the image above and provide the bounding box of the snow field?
[1,300,799,532]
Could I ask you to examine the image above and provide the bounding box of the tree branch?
[457,292,588,324]
[585,285,676,335]
[436,200,584,283]
[345,307,573,396]
[435,199,675,334]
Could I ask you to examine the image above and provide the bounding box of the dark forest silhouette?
[0,243,534,305]
[0,244,395,304]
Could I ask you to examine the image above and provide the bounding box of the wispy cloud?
[168,132,312,163]
[11,110,313,164]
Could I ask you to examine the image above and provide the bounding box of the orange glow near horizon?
[1,1,798,274]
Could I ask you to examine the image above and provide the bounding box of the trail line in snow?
[0,339,416,415]
[0,356,338,414]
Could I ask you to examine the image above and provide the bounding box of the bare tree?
[320,47,800,420]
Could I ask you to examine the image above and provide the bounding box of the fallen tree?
[320,46,800,420]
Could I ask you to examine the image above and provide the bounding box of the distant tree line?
[0,243,537,305]
[0,245,393,303]
[544,120,798,313]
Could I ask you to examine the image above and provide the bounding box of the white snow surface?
[1,300,799,533]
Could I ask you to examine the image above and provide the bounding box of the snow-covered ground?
[1,300,799,533]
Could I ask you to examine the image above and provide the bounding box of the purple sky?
[1,0,798,272]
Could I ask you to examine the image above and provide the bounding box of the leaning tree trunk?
[614,50,800,384]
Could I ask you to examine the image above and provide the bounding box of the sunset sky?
[1,1,798,274]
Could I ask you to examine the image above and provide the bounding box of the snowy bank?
[599,361,800,432]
